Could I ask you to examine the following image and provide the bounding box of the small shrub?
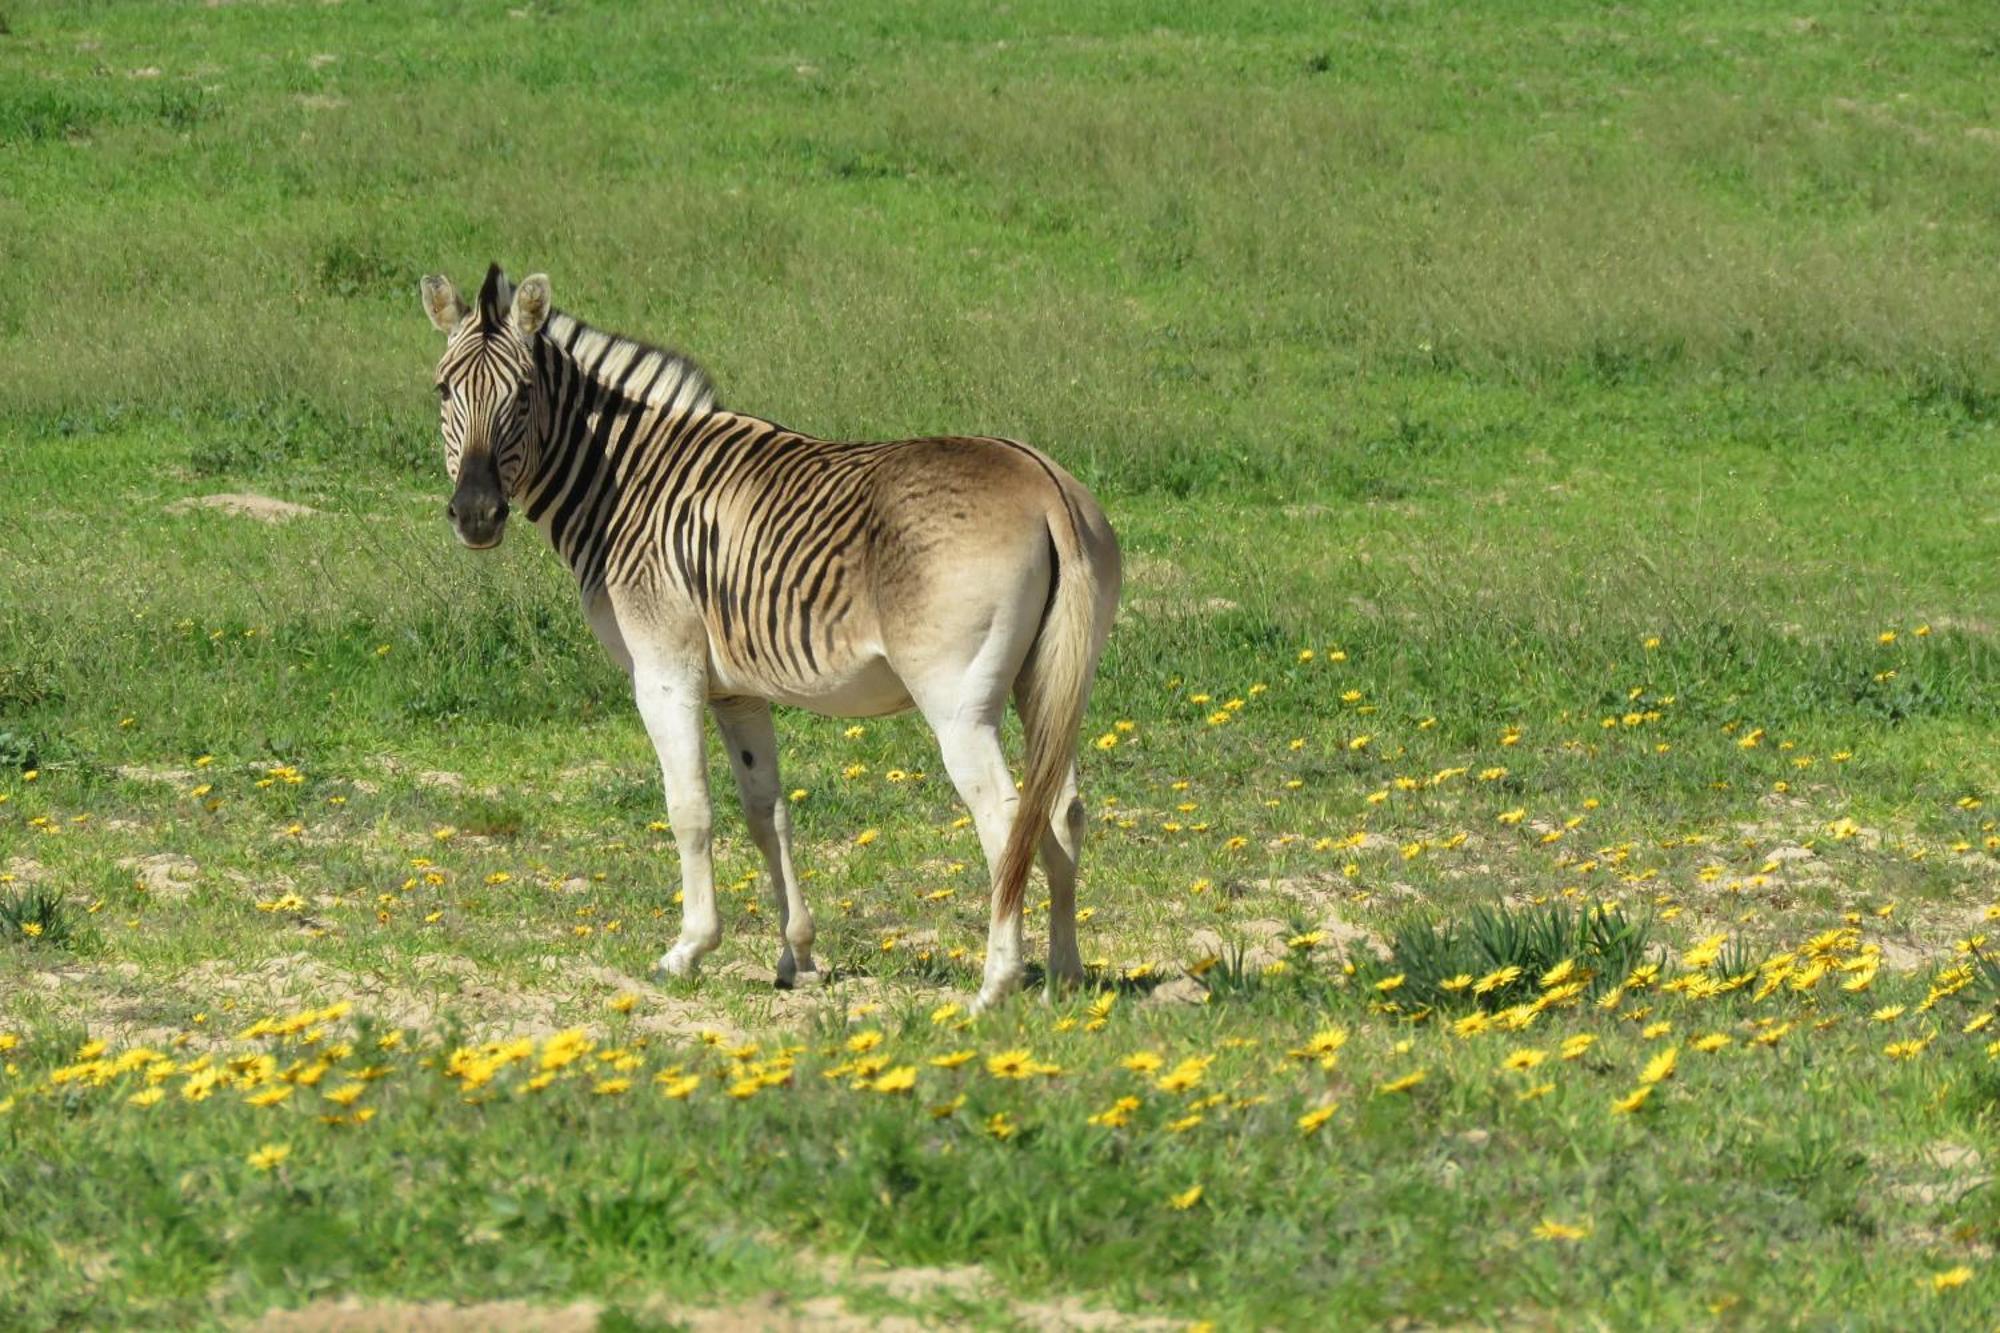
[1368,900,1654,1014]
[0,887,77,950]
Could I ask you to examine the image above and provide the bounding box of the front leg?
[712,698,819,987]
[631,655,720,979]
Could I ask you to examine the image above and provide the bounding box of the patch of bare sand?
[1,960,176,1043]
[820,1255,1178,1330]
[115,763,197,784]
[118,852,200,900]
[249,1257,1176,1332]
[1884,1142,1991,1209]
[1264,876,1392,960]
[251,1300,602,1333]
[165,493,318,523]
[174,953,545,1040]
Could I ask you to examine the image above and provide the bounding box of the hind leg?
[928,711,1024,1010]
[1039,764,1087,991]
[712,698,818,986]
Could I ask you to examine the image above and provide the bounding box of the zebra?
[419,265,1121,1009]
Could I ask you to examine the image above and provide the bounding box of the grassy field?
[5,0,2000,1327]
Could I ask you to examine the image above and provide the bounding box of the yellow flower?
[1930,1266,1974,1292]
[846,1029,884,1054]
[1089,1095,1142,1128]
[1610,1085,1653,1115]
[1691,1033,1732,1053]
[985,1112,1017,1140]
[592,1077,632,1096]
[1884,1037,1931,1060]
[538,1029,594,1072]
[1638,1046,1678,1087]
[1155,1057,1211,1094]
[1681,934,1726,970]
[128,1086,166,1108]
[870,1066,917,1094]
[854,828,879,847]
[1532,1219,1591,1242]
[323,1082,366,1107]
[1121,1051,1165,1074]
[1376,1070,1426,1095]
[247,1143,291,1171]
[1167,1184,1204,1211]
[1373,973,1404,993]
[1297,1103,1338,1135]
[244,1086,294,1108]
[607,993,638,1014]
[1501,1048,1547,1073]
[986,1049,1036,1079]
[929,1049,976,1069]
[657,1073,702,1100]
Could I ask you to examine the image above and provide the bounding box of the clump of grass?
[0,729,37,770]
[0,887,78,950]
[1368,901,1653,1014]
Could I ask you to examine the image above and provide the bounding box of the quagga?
[420,265,1121,1008]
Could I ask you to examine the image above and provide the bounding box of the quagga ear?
[511,274,552,339]
[420,274,466,333]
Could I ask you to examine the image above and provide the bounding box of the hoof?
[1045,961,1087,994]
[776,962,830,991]
[970,975,1023,1015]
[656,943,705,980]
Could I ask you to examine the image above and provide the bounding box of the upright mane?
[543,309,720,419]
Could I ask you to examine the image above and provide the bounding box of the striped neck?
[519,310,722,590]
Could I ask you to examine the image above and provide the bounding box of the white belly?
[708,650,913,719]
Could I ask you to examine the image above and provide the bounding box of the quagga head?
[418,263,552,550]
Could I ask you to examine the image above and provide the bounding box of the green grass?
[4,0,2000,1327]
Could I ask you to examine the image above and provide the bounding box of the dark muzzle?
[447,478,509,549]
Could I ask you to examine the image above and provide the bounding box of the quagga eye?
[437,383,452,403]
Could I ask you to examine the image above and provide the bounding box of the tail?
[992,498,1101,923]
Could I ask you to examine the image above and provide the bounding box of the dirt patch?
[1886,1142,1990,1208]
[165,493,319,523]
[115,764,196,784]
[177,953,496,1038]
[119,852,200,900]
[816,1254,1178,1330]
[1264,878,1392,960]
[248,1262,1176,1332]
[251,1300,601,1333]
[0,960,174,1042]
